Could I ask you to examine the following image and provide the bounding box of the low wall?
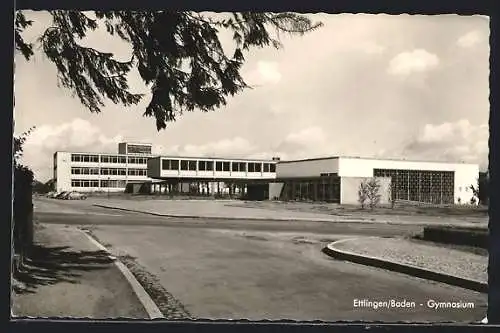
[422,226,488,249]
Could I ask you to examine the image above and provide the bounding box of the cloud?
[275,126,334,159]
[396,119,488,169]
[457,30,483,48]
[387,49,440,76]
[358,41,385,55]
[244,61,282,86]
[156,137,258,158]
[20,118,124,181]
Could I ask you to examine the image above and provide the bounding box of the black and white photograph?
[12,10,490,323]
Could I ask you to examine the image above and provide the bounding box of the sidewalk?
[92,199,487,227]
[325,236,487,291]
[12,223,149,318]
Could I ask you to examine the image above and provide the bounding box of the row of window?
[71,154,148,164]
[71,179,127,188]
[71,167,147,176]
[161,159,276,172]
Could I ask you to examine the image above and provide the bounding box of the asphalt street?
[33,198,488,322]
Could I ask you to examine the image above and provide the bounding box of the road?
[33,198,487,322]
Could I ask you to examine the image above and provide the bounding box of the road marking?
[81,231,165,319]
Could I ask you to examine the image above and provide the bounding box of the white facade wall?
[340,177,391,205]
[337,157,479,205]
[276,158,339,178]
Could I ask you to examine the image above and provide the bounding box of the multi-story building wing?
[53,143,153,193]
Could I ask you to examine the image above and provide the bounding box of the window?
[248,163,255,172]
[100,180,126,188]
[181,160,188,170]
[255,163,262,172]
[188,160,197,171]
[223,162,230,171]
[232,162,239,172]
[239,162,246,172]
[100,168,126,176]
[171,159,179,170]
[71,179,99,187]
[71,167,99,175]
[128,157,147,164]
[128,169,147,176]
[270,163,276,172]
[71,154,81,162]
[162,159,168,170]
[216,161,223,171]
[263,163,270,172]
[119,156,126,164]
[101,155,109,163]
[198,160,213,171]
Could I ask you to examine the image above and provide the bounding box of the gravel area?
[332,237,488,283]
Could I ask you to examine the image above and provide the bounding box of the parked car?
[55,191,69,199]
[46,191,57,198]
[66,192,87,200]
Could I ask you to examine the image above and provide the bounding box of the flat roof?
[119,142,153,146]
[55,151,155,157]
[278,155,478,166]
[153,155,277,163]
[54,151,276,162]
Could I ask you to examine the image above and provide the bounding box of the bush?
[358,181,368,209]
[366,178,382,210]
[358,178,381,210]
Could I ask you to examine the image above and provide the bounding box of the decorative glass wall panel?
[374,168,455,204]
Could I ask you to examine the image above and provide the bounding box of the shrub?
[366,178,382,210]
[357,181,368,209]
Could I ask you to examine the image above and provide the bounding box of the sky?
[14,12,490,181]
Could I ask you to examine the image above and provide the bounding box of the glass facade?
[280,175,341,203]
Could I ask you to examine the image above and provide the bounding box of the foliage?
[13,126,35,166]
[365,178,382,210]
[357,181,368,209]
[15,11,322,130]
[470,172,489,206]
[33,179,54,194]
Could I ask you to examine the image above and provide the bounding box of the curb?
[92,204,378,223]
[81,230,165,319]
[92,204,486,228]
[322,238,488,294]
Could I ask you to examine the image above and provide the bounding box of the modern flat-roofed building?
[52,142,479,205]
[272,156,479,205]
[53,142,154,193]
[146,156,278,198]
[52,143,278,196]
